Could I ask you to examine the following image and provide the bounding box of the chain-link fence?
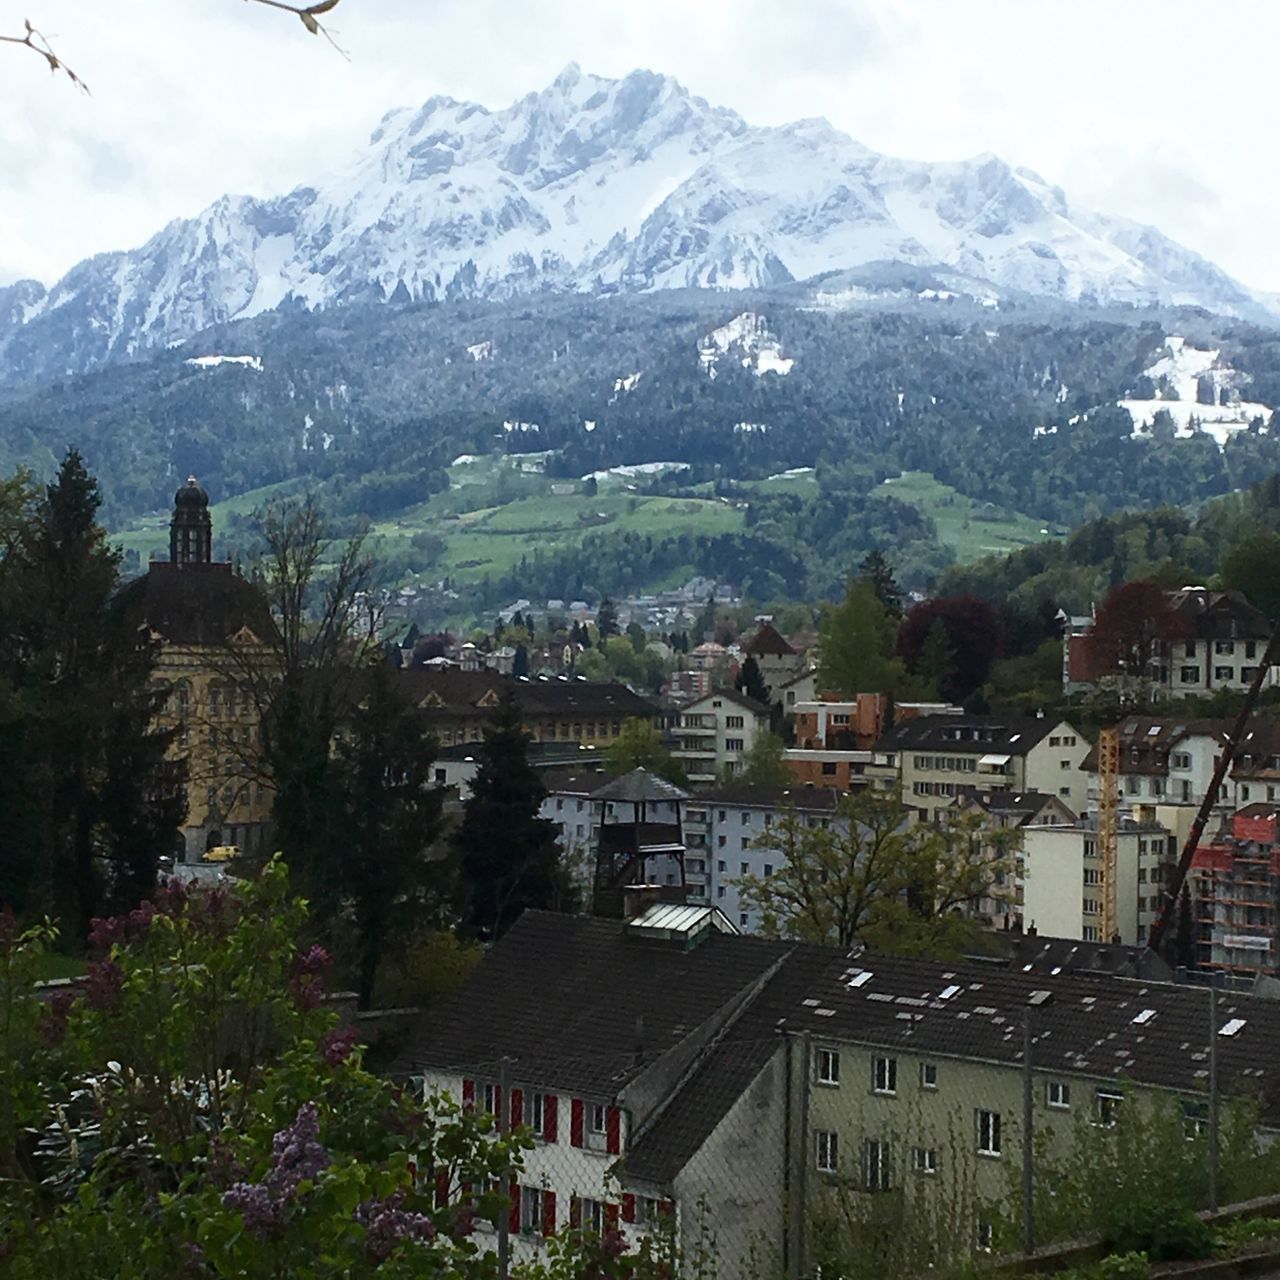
[406,990,1280,1280]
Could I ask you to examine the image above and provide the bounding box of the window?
[1082,898,1099,915]
[717,887,725,899]
[873,1057,897,1095]
[520,1185,543,1233]
[1183,1100,1209,1140]
[579,1197,604,1233]
[739,912,748,926]
[976,1219,994,1252]
[1047,1081,1070,1110]
[1060,759,1072,769]
[632,1195,665,1226]
[725,738,744,752]
[740,861,750,875]
[764,863,774,878]
[822,761,838,776]
[590,1103,607,1134]
[1215,667,1234,682]
[726,715,744,729]
[740,838,749,851]
[912,1146,938,1175]
[1084,868,1100,885]
[718,835,727,848]
[1247,641,1258,659]
[977,1109,1001,1156]
[863,1139,891,1192]
[740,811,751,825]
[1216,639,1235,655]
[815,1129,838,1173]
[1172,752,1192,769]
[717,860,726,873]
[920,1062,938,1089]
[1096,1088,1122,1128]
[1181,667,1201,683]
[816,1048,840,1086]
[483,1083,500,1117]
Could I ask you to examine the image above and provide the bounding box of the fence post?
[1209,985,1219,1212]
[1022,1009,1035,1255]
[498,1056,511,1280]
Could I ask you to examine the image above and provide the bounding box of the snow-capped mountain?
[0,64,1269,384]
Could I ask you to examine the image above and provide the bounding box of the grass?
[877,470,1065,562]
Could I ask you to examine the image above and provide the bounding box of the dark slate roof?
[743,622,796,657]
[622,945,831,1186]
[1168,587,1271,640]
[875,714,1062,756]
[1080,717,1228,774]
[1233,720,1280,780]
[591,768,690,804]
[971,933,1172,981]
[115,562,275,647]
[689,782,845,813]
[400,669,658,721]
[540,767,611,796]
[782,951,1280,1119]
[685,687,772,717]
[391,912,790,1098]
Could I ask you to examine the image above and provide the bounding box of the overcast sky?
[2,0,1276,291]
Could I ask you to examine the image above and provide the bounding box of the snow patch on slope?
[185,354,263,372]
[1118,335,1272,447]
[698,312,794,378]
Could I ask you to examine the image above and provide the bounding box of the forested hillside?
[3,286,1280,615]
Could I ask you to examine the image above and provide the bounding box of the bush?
[1104,1197,1213,1261]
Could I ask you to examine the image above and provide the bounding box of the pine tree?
[330,663,448,1007]
[452,692,566,940]
[0,451,183,939]
[735,655,770,704]
[597,597,619,639]
[860,549,903,619]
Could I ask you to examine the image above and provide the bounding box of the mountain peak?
[0,69,1268,386]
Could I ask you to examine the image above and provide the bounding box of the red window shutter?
[544,1093,559,1143]
[542,1189,557,1238]
[434,1168,449,1208]
[606,1105,622,1155]
[570,1098,585,1148]
[510,1087,523,1129]
[622,1194,636,1224]
[569,1195,582,1228]
[509,1178,521,1235]
[462,1078,475,1110]
[605,1202,620,1231]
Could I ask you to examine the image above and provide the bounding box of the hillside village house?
[870,715,1091,821]
[740,620,807,692]
[395,910,1280,1270]
[1065,587,1275,699]
[668,688,770,785]
[118,478,276,859]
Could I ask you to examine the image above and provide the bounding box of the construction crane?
[1147,622,1280,957]
[1098,726,1119,945]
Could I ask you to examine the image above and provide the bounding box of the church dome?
[174,475,209,509]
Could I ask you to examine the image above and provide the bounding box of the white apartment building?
[1021,816,1176,946]
[669,689,771,785]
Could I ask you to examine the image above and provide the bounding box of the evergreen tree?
[0,451,183,939]
[453,692,566,940]
[817,577,902,697]
[512,642,530,677]
[597,597,619,639]
[736,655,770,704]
[329,662,448,1007]
[860,549,903,618]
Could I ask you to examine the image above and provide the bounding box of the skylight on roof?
[1147,726,1161,737]
[1220,1018,1247,1037]
[1132,1009,1157,1025]
[847,971,873,989]
[939,984,961,1000]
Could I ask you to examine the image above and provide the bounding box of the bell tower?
[170,475,212,566]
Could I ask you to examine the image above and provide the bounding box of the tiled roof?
[689,782,845,813]
[783,951,1280,1119]
[743,622,796,657]
[391,912,790,1099]
[876,714,1064,756]
[1168,587,1271,640]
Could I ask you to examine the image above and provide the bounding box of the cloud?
[1,0,1278,289]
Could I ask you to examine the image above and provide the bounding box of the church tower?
[170,475,212,566]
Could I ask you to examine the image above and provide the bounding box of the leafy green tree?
[0,451,183,940]
[452,692,568,940]
[1220,531,1280,620]
[739,788,1013,955]
[605,717,687,785]
[817,577,903,697]
[329,662,448,1007]
[733,730,789,788]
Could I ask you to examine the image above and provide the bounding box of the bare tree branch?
[5,0,347,93]
[0,19,87,91]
